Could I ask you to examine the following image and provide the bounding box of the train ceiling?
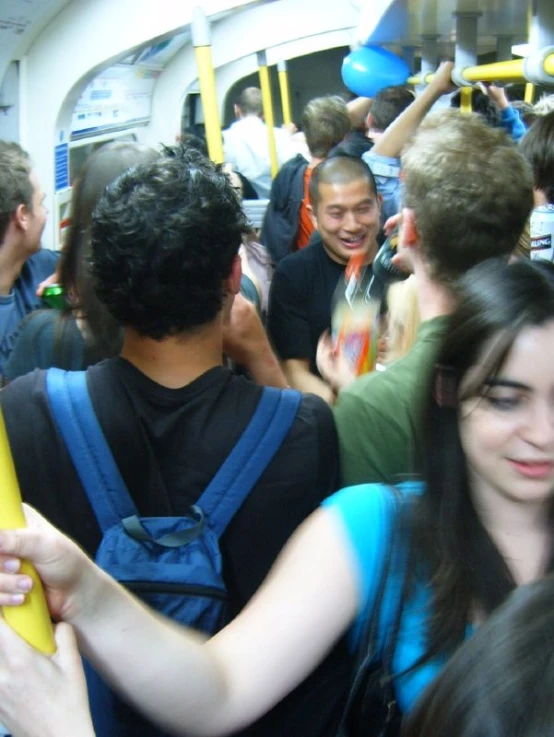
[0,0,533,80]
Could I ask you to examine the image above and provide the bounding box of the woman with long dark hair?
[4,141,157,380]
[0,258,552,736]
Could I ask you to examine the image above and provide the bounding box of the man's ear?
[227,254,242,296]
[233,104,241,119]
[400,208,419,249]
[13,203,29,233]
[365,112,374,131]
[307,203,318,230]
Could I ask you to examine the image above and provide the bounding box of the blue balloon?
[342,45,410,97]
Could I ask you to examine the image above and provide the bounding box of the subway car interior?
[1,0,553,250]
[2,1,554,736]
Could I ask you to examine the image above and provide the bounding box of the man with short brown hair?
[0,141,58,376]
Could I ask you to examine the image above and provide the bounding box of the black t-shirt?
[268,234,345,375]
[1,358,353,737]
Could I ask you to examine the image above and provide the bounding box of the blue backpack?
[45,367,302,737]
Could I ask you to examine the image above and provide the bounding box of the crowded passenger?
[0,141,58,379]
[404,575,554,737]
[383,275,420,364]
[334,108,533,487]
[360,61,455,223]
[0,258,553,737]
[450,82,527,141]
[520,109,554,209]
[533,93,554,117]
[224,166,273,317]
[222,86,294,198]
[4,141,158,381]
[0,147,350,737]
[267,155,381,403]
[262,95,351,262]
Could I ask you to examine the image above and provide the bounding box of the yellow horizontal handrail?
[407,53,554,86]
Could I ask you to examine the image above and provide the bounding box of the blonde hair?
[385,276,420,362]
[533,94,554,116]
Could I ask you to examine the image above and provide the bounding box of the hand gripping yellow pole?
[0,409,55,653]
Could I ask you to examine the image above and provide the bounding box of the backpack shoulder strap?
[45,368,137,531]
[199,386,302,537]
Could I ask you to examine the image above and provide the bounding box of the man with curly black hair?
[0,147,350,737]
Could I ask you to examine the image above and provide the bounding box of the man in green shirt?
[333,105,534,487]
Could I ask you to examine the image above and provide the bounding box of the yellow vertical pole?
[0,409,55,653]
[525,2,536,106]
[257,51,279,179]
[277,60,292,126]
[460,86,473,114]
[192,7,224,164]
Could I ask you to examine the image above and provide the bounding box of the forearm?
[70,568,229,736]
[372,84,443,158]
[245,344,289,388]
[283,361,335,404]
[372,62,454,159]
[347,96,372,129]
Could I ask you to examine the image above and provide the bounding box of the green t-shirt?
[334,316,449,487]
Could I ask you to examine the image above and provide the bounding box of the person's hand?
[281,122,298,136]
[35,271,60,298]
[483,83,509,110]
[0,619,95,737]
[384,213,401,237]
[0,505,91,623]
[428,60,456,97]
[316,330,357,393]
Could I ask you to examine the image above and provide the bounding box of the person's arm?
[483,84,527,142]
[372,61,455,158]
[282,357,336,404]
[0,503,359,737]
[223,293,288,388]
[347,96,372,130]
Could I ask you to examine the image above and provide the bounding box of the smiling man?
[267,156,381,402]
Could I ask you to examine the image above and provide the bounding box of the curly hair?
[0,141,33,243]
[91,146,246,339]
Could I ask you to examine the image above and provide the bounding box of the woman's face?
[459,321,554,509]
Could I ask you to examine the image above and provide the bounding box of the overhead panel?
[402,0,528,53]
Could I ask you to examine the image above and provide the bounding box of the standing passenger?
[267,155,381,403]
[0,142,58,377]
[334,109,533,487]
[262,95,352,262]
[223,87,293,198]
[0,147,348,737]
